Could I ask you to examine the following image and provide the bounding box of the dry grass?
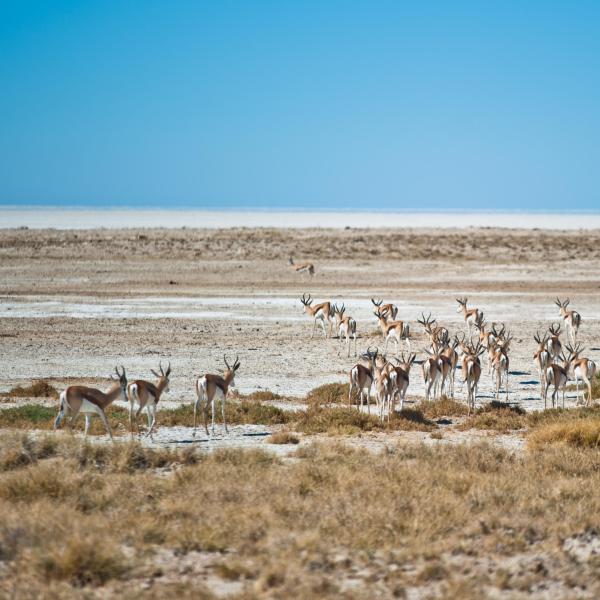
[306,382,350,405]
[528,417,600,450]
[458,402,527,432]
[267,431,300,445]
[2,434,600,597]
[233,389,286,402]
[416,396,469,420]
[1,380,59,400]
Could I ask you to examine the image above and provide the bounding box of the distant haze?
[1,3,599,211]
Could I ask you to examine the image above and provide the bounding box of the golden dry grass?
[2,434,600,597]
[267,431,300,444]
[1,380,59,400]
[306,382,350,405]
[416,396,469,419]
[528,417,600,450]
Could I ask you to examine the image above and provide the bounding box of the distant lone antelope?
[127,362,171,438]
[194,355,240,436]
[54,366,127,441]
[555,298,581,344]
[300,293,333,338]
[288,256,315,276]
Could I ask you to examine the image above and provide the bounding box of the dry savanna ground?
[1,226,600,598]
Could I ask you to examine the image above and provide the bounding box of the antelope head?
[151,361,172,392]
[549,322,561,338]
[224,355,241,386]
[113,365,128,401]
[300,293,313,310]
[456,297,468,312]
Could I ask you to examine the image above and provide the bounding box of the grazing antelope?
[421,348,442,401]
[371,298,398,321]
[333,304,358,357]
[54,366,127,441]
[374,309,410,356]
[462,342,484,414]
[348,347,378,412]
[533,332,550,399]
[555,298,581,344]
[389,353,416,412]
[543,359,569,410]
[127,362,171,438]
[456,297,482,337]
[300,293,334,338]
[194,355,240,436]
[417,313,449,346]
[565,343,597,406]
[288,256,315,276]
[546,323,563,360]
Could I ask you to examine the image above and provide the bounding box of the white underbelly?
[81,399,103,415]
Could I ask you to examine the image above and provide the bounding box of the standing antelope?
[373,358,393,421]
[462,342,484,414]
[288,256,315,277]
[374,309,410,356]
[127,362,171,438]
[333,304,358,357]
[389,353,416,413]
[54,366,127,441]
[547,323,562,360]
[490,332,512,401]
[300,293,333,338]
[543,359,569,410]
[456,298,482,337]
[555,298,581,344]
[417,313,449,346]
[533,332,550,399]
[194,355,240,436]
[565,343,597,405]
[371,298,398,321]
[348,347,378,412]
[421,349,442,401]
[439,334,460,398]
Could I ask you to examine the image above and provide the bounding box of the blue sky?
[1,1,599,211]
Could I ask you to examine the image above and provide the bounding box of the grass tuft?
[267,431,300,444]
[416,396,468,419]
[528,417,600,449]
[2,380,59,399]
[458,402,527,432]
[306,382,350,405]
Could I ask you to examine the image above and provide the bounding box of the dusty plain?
[1,226,600,598]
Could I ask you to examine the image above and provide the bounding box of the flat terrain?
[1,226,600,598]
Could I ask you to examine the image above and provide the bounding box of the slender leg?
[312,319,317,338]
[98,409,114,442]
[211,397,216,435]
[222,395,228,434]
[84,414,91,438]
[147,405,157,438]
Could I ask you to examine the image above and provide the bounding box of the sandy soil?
[1,226,599,448]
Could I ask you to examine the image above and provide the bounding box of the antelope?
[417,313,449,346]
[490,333,512,400]
[565,343,597,406]
[439,333,460,398]
[547,323,562,360]
[373,358,393,421]
[533,332,550,399]
[389,353,416,412]
[473,315,497,351]
[348,347,378,412]
[333,304,358,357]
[371,298,398,321]
[543,358,569,410]
[193,355,240,436]
[288,256,315,276]
[54,366,127,441]
[462,342,484,414]
[421,348,442,401]
[456,297,482,337]
[486,324,506,374]
[127,362,171,438]
[555,298,581,344]
[300,293,333,338]
[374,309,410,356]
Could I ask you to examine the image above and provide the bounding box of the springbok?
[194,355,240,436]
[300,293,333,338]
[555,298,581,344]
[543,359,569,410]
[473,315,497,351]
[288,256,315,277]
[389,353,416,413]
[565,343,597,406]
[333,304,358,357]
[490,333,512,400]
[533,332,550,399]
[462,342,484,414]
[421,348,442,401]
[54,366,127,441]
[547,323,562,360]
[373,358,393,421]
[439,334,460,398]
[374,309,410,356]
[371,298,398,321]
[456,298,482,337]
[348,347,378,412]
[417,313,449,346]
[127,362,171,438]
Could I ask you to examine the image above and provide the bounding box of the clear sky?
[1,1,599,211]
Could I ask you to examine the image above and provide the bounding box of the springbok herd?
[53,294,596,440]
